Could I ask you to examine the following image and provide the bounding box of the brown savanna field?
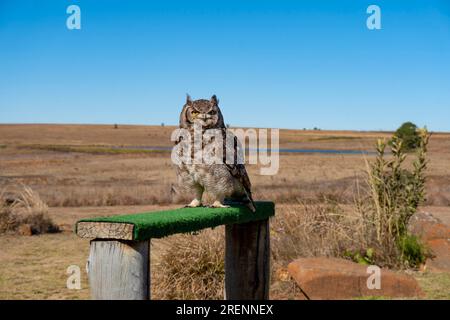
[1,124,450,299]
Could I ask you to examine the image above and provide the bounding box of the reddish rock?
[17,224,33,236]
[424,223,450,240]
[410,211,450,272]
[426,239,450,272]
[411,221,450,242]
[288,257,423,300]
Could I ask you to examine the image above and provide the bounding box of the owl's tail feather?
[244,193,256,213]
[246,199,256,213]
[224,196,256,213]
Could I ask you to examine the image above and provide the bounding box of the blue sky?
[0,0,449,131]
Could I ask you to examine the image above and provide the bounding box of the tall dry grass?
[152,228,225,300]
[150,204,360,300]
[0,186,59,235]
[42,185,178,207]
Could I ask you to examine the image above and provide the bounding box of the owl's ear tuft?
[210,95,219,106]
[186,94,193,105]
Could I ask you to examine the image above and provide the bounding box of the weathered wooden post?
[75,201,274,300]
[87,240,150,300]
[225,219,270,300]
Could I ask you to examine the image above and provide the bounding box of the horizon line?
[0,122,446,134]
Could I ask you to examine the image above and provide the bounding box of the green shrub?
[344,248,375,265]
[360,127,430,267]
[397,234,427,268]
[393,122,421,152]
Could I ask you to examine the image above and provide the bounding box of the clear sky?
[0,0,449,131]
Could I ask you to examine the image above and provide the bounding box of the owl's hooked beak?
[193,114,215,129]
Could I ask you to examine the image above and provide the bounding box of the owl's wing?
[223,129,256,211]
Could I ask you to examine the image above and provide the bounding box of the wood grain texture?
[225,219,270,300]
[87,240,150,300]
[77,222,134,240]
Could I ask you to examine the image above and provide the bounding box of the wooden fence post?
[225,218,270,300]
[87,239,150,300]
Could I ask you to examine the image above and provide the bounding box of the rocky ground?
[286,210,450,300]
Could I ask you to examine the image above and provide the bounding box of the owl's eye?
[208,110,216,115]
[191,111,199,116]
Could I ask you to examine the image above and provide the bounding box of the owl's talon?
[186,199,202,208]
[210,201,230,208]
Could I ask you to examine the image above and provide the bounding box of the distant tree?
[161,122,165,127]
[114,124,118,129]
[393,122,421,152]
[226,124,231,129]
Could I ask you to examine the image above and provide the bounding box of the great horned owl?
[174,94,256,212]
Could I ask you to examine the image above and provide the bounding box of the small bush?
[357,127,430,267]
[397,234,427,268]
[0,186,59,235]
[0,204,17,234]
[393,122,421,152]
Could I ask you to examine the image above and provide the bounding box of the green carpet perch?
[76,201,275,241]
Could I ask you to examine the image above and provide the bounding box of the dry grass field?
[1,124,449,299]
